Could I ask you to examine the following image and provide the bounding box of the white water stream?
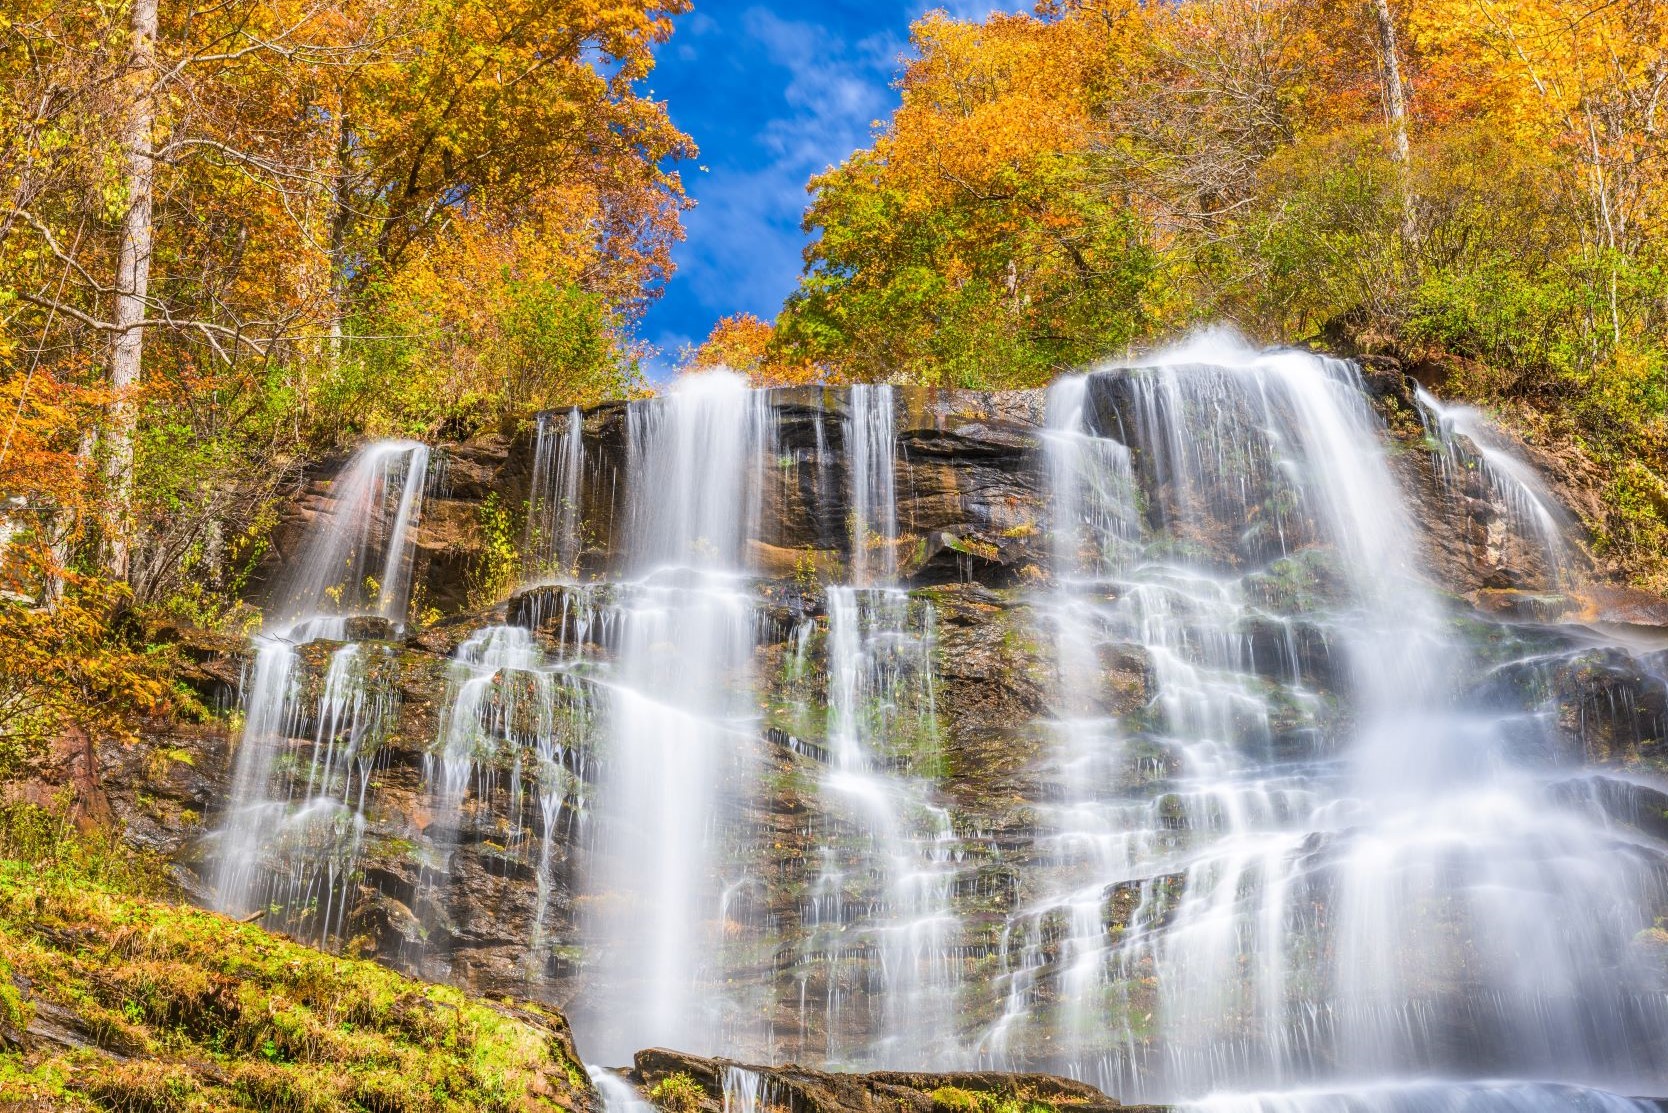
[988,337,1666,1110]
[574,371,776,1061]
[211,441,429,928]
[1414,386,1575,587]
[772,383,967,1065]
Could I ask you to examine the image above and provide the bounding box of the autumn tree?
[0,0,697,777]
[3,0,377,591]
[1,0,694,605]
[315,0,693,436]
[687,312,823,387]
[769,0,1668,581]
[777,11,1160,388]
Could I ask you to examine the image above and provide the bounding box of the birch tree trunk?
[104,0,159,581]
[1371,0,1418,246]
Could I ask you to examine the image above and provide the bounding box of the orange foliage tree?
[770,0,1668,577]
[687,313,825,388]
[0,0,696,762]
[1,0,694,603]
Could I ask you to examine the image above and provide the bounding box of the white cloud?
[665,7,902,324]
[650,0,1028,359]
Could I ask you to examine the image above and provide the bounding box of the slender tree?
[103,0,159,579]
[1370,0,1419,245]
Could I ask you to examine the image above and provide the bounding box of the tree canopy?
[1,0,691,608]
[684,0,1668,579]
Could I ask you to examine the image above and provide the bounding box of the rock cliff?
[84,360,1668,1107]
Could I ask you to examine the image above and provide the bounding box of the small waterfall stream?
[527,407,587,581]
[424,623,591,970]
[576,371,777,1061]
[206,345,1668,1110]
[211,441,430,931]
[1414,386,1576,587]
[782,383,967,1065]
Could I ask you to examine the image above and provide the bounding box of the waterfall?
[528,407,586,581]
[986,335,1667,1109]
[422,622,591,969]
[778,383,968,1065]
[220,350,1668,1112]
[1187,1083,1662,1113]
[590,1067,658,1113]
[849,384,899,585]
[575,370,777,1062]
[805,584,959,1064]
[722,1065,788,1113]
[212,441,429,925]
[268,441,430,629]
[1414,385,1575,588]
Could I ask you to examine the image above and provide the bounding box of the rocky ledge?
[622,1048,1172,1113]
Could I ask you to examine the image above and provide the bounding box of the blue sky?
[640,2,1021,379]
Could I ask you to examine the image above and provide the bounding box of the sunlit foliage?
[0,0,692,758]
[771,0,1668,581]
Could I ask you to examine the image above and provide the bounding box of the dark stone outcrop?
[627,1048,1171,1113]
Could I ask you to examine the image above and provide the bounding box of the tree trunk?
[104,0,159,581]
[1370,0,1418,245]
[329,107,353,369]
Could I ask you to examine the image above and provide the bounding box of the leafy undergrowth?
[0,807,593,1113]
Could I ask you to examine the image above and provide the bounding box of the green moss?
[930,1086,1060,1113]
[931,1087,985,1113]
[943,534,1000,562]
[0,805,593,1113]
[468,493,525,609]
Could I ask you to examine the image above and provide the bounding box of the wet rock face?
[248,378,1602,624]
[1389,427,1570,598]
[246,432,540,624]
[1491,644,1668,771]
[93,373,1668,1083]
[100,630,590,1008]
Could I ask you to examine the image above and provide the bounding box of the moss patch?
[0,809,593,1113]
[929,1085,1059,1113]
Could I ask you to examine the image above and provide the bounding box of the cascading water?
[590,1067,659,1113]
[848,384,899,586]
[527,407,587,581]
[212,347,1668,1111]
[1414,386,1575,587]
[422,623,592,970]
[783,384,968,1066]
[722,1065,784,1113]
[268,441,430,629]
[800,584,960,1063]
[575,371,777,1062]
[1189,1083,1665,1113]
[983,335,1667,1111]
[212,441,430,928]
